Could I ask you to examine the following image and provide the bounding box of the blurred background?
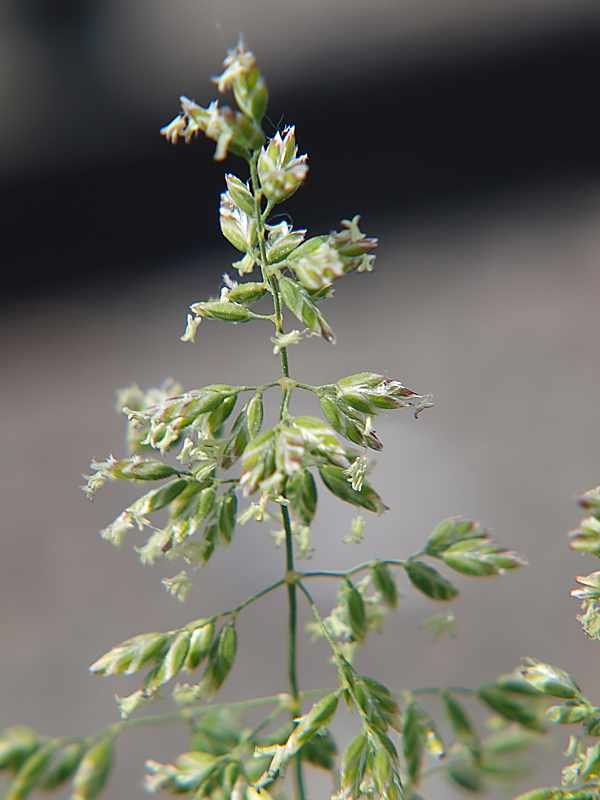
[2,0,600,796]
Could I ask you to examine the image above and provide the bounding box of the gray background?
[2,1,600,797]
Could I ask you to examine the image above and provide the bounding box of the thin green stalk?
[249,151,306,800]
[297,582,342,661]
[235,382,280,393]
[412,686,476,697]
[282,504,306,798]
[109,688,331,739]
[245,704,286,744]
[221,578,286,619]
[297,581,372,730]
[295,382,319,394]
[301,558,407,581]
[249,155,289,379]
[149,578,285,652]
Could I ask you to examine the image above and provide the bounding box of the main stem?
[249,154,307,800]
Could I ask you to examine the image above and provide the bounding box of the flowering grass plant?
[2,40,598,800]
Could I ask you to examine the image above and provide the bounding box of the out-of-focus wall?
[3,0,600,797]
[1,0,598,174]
[2,181,600,796]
